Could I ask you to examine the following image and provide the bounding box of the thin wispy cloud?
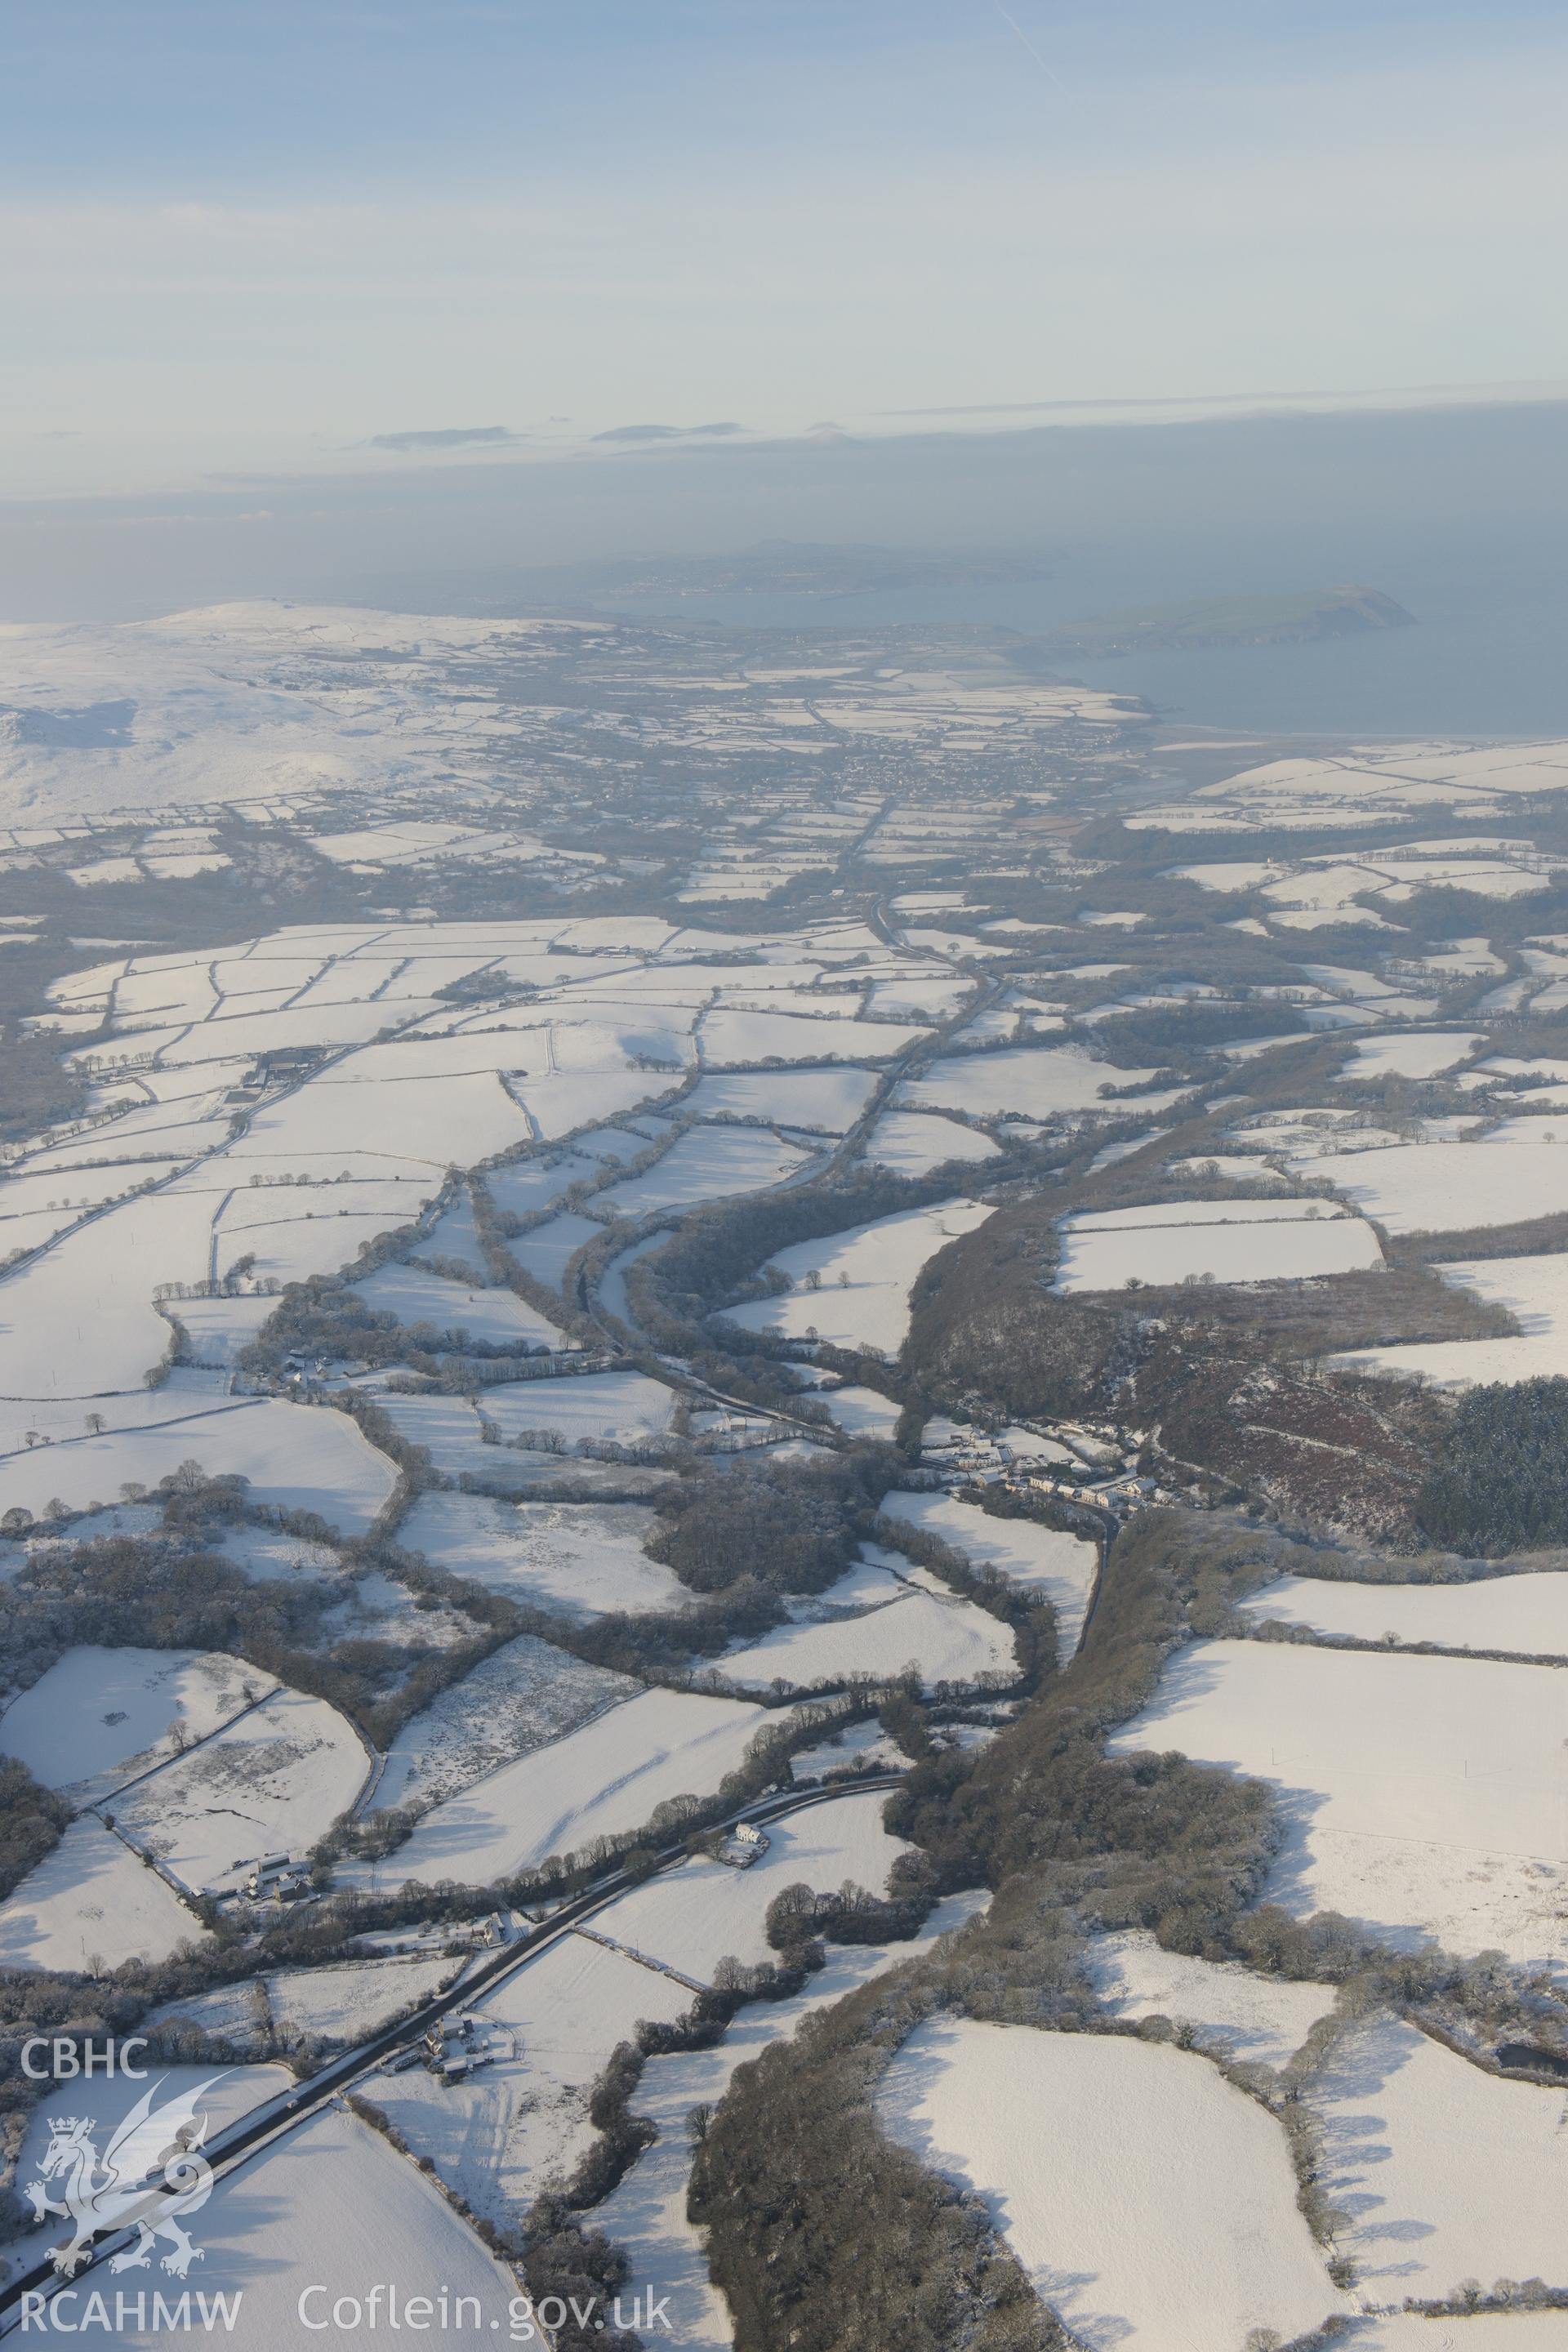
[590,422,745,444]
[368,425,524,452]
[989,0,1067,91]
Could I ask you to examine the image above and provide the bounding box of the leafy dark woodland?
[1417,1376,1568,1552]
[0,1762,71,1907]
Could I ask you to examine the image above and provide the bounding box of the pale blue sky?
[5,4,1564,192]
[3,2,1566,500]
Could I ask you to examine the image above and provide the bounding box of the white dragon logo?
[24,2075,220,2278]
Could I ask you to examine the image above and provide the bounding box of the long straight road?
[0,1772,907,2328]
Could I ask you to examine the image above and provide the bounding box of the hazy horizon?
[7,0,1568,514]
[7,394,1566,739]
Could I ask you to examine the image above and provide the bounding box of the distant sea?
[586,555,1568,744]
[569,402,1568,743]
[338,399,1568,747]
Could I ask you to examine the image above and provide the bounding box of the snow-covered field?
[898,1043,1182,1124]
[0,1646,274,1802]
[1334,1250,1568,1386]
[863,1109,1002,1175]
[715,1552,1017,1693]
[701,1006,928,1065]
[1310,2012,1568,2301]
[208,1522,342,1584]
[7,2062,291,2278]
[877,1490,1098,1657]
[371,1635,635,1811]
[1054,1196,1383,1290]
[1137,741,1568,830]
[0,1191,214,1402]
[372,1389,659,1496]
[346,1688,768,1889]
[878,2018,1339,2351]
[150,1953,457,2052]
[125,2100,521,2348]
[596,1894,989,2352]
[719,1198,994,1356]
[353,1259,572,1350]
[790,1715,907,1780]
[595,1228,670,1329]
[1334,2317,1568,2350]
[1113,1637,1568,1962]
[265,1953,458,2047]
[110,1686,370,1893]
[1242,1566,1568,1655]
[594,1123,813,1216]
[1336,1029,1485,1080]
[1167,1151,1290,1186]
[1085,1929,1334,2069]
[681,1067,879,1131]
[589,1789,907,1983]
[362,1930,693,2229]
[2,1500,163,1569]
[0,1395,397,1532]
[813,1382,902,1441]
[0,1816,207,1971]
[476,1368,677,1449]
[408,1187,491,1278]
[0,603,602,818]
[483,1150,602,1220]
[370,1389,539,1486]
[1295,1132,1568,1232]
[155,1290,279,1366]
[0,900,988,1531]
[394,1492,684,1619]
[506,1207,617,1289]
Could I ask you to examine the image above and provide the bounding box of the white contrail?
[991,0,1067,91]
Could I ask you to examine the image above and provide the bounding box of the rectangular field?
[878,2018,1339,2351]
[1111,1637,1568,1963]
[348,1687,768,1888]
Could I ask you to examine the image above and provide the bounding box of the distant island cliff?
[1042,584,1414,657]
